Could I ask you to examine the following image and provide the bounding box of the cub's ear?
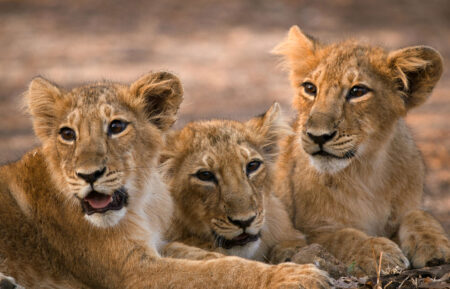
[158,130,180,181]
[26,76,63,141]
[130,71,183,131]
[246,102,292,162]
[272,25,318,71]
[388,46,443,110]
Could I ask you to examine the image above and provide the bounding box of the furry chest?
[330,182,392,236]
[296,180,391,237]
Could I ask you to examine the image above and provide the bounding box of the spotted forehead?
[72,84,119,106]
[181,122,259,160]
[311,44,381,83]
[186,123,253,148]
[65,84,126,123]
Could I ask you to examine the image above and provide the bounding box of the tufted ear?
[26,76,63,142]
[246,102,292,162]
[130,71,184,131]
[272,25,318,71]
[158,130,181,181]
[388,46,443,110]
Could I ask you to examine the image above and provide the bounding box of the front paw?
[351,237,409,276]
[403,233,449,268]
[267,263,331,289]
[269,242,305,264]
[291,243,347,278]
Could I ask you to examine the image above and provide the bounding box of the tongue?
[85,192,113,209]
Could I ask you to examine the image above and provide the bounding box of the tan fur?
[273,25,449,276]
[160,103,320,266]
[0,72,330,289]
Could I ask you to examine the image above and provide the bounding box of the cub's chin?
[84,208,128,228]
[308,155,352,174]
[213,231,263,260]
[303,147,356,174]
[302,138,357,174]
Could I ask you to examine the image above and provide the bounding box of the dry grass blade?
[383,280,393,289]
[375,251,383,289]
[397,275,410,289]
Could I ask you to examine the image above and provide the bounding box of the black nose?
[228,216,256,229]
[77,167,106,184]
[307,131,337,146]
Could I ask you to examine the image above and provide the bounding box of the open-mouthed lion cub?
[161,103,317,264]
[273,25,449,276]
[0,71,330,289]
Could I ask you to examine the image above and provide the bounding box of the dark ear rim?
[246,102,292,162]
[388,46,443,110]
[130,71,184,131]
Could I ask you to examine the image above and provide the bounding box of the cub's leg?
[264,195,308,264]
[0,273,24,289]
[161,241,225,260]
[312,228,410,276]
[398,210,449,268]
[264,196,346,278]
[124,246,332,289]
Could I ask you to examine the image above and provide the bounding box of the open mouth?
[213,232,260,249]
[312,149,355,159]
[81,188,128,215]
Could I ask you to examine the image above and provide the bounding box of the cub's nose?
[307,131,337,146]
[76,167,106,184]
[227,215,256,229]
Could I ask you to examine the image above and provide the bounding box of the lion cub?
[161,103,318,264]
[0,72,330,289]
[273,25,449,276]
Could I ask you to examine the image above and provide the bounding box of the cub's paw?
[269,245,303,264]
[291,243,347,279]
[267,263,331,289]
[404,234,449,268]
[351,237,409,276]
[0,273,23,289]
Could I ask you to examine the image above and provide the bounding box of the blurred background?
[0,0,448,231]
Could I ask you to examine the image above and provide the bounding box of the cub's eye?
[195,170,217,182]
[301,82,317,97]
[59,127,76,141]
[347,85,371,100]
[108,120,128,135]
[246,160,262,175]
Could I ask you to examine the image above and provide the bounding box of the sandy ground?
[0,0,448,231]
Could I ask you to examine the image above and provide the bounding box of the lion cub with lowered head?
[161,103,327,266]
[0,71,330,289]
[273,26,449,276]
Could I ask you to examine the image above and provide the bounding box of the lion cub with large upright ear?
[0,72,330,289]
[273,25,449,276]
[161,103,314,264]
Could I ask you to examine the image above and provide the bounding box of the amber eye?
[195,170,217,183]
[301,82,317,97]
[59,127,76,141]
[108,120,128,135]
[347,85,371,100]
[246,160,262,175]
